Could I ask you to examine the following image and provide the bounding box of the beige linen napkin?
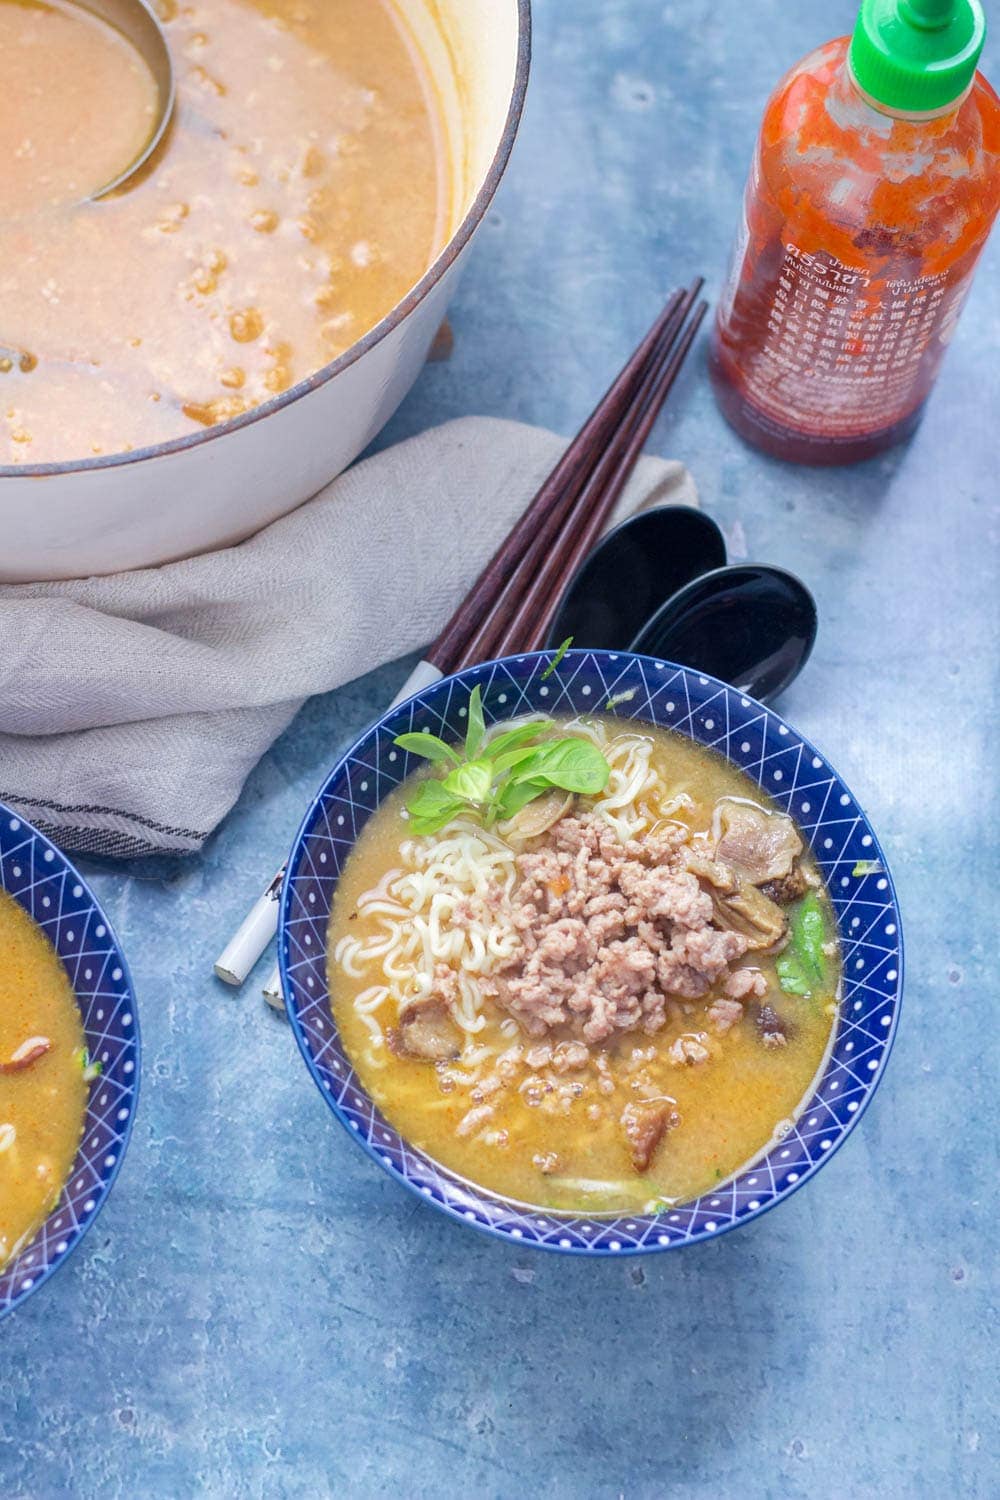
[0,417,696,857]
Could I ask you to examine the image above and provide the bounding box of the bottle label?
[738,242,972,436]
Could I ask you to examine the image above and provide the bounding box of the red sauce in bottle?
[710,36,1000,464]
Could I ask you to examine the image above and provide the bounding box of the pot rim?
[0,0,532,482]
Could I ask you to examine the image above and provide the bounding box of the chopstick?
[463,282,704,663]
[215,281,706,998]
[495,296,707,656]
[426,285,689,673]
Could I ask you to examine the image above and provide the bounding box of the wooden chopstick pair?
[433,278,705,669]
[214,278,707,1002]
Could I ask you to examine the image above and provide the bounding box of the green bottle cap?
[849,0,986,113]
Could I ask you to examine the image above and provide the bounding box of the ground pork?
[707,997,744,1034]
[551,1041,590,1073]
[456,1104,494,1138]
[725,968,769,1001]
[496,812,751,1043]
[668,1033,711,1066]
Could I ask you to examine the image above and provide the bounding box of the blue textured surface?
[280,651,902,1255]
[2,0,996,1494]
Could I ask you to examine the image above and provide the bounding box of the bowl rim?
[0,804,141,1317]
[0,0,533,482]
[279,650,904,1255]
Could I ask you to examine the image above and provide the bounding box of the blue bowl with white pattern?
[0,806,139,1317]
[280,651,902,1254]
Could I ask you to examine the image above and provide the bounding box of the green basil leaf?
[541,637,573,680]
[489,745,548,777]
[442,758,493,804]
[515,737,611,795]
[404,779,464,820]
[777,894,827,998]
[404,782,466,834]
[605,689,637,713]
[494,777,549,822]
[393,731,459,765]
[482,719,554,758]
[465,684,486,760]
[791,892,826,982]
[776,949,812,997]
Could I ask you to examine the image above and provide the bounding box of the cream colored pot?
[0,1,530,583]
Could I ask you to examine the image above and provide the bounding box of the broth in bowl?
[0,889,89,1269]
[328,706,840,1215]
[0,0,449,463]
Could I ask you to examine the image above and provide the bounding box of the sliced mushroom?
[754,1003,791,1048]
[683,852,739,894]
[387,996,461,1062]
[759,866,810,905]
[689,846,789,950]
[712,881,788,952]
[714,800,803,885]
[621,1099,678,1172]
[498,789,574,841]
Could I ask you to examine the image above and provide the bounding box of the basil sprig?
[394,686,610,836]
[541,636,573,680]
[776,892,827,999]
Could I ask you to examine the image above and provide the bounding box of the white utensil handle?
[389,658,443,707]
[262,963,285,1014]
[216,658,445,987]
[213,866,283,985]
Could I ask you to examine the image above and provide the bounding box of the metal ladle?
[82,0,175,198]
[0,1,172,369]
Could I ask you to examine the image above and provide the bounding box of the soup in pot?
[328,708,840,1214]
[0,0,450,463]
[0,0,161,214]
[0,890,89,1269]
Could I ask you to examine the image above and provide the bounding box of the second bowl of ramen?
[0,805,139,1317]
[280,652,902,1253]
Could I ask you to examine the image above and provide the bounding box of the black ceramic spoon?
[629,564,817,703]
[545,505,727,652]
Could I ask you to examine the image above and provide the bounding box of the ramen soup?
[0,890,88,1268]
[329,714,841,1214]
[0,0,448,462]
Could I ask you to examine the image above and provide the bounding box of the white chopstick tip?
[388,659,444,709]
[213,963,244,987]
[222,664,443,993]
[262,963,286,1016]
[213,867,284,986]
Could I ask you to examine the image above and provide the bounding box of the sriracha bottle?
[710,0,1000,464]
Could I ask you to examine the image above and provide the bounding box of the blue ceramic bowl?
[0,806,139,1316]
[280,652,902,1254]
